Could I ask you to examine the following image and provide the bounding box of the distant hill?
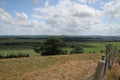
[0,35,120,42]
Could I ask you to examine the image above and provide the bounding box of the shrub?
[33,45,41,53]
[118,50,120,52]
[0,54,29,59]
[70,46,84,54]
[92,51,96,53]
[61,49,68,55]
[100,50,104,53]
[0,55,2,58]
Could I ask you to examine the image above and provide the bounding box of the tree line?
[33,37,84,56]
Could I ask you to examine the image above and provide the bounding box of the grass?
[0,41,120,57]
[82,42,120,53]
[65,42,120,53]
[116,53,120,63]
[0,53,102,80]
[105,64,120,80]
[0,40,119,79]
[105,52,120,80]
[0,49,38,57]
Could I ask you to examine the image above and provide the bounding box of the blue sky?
[0,0,120,35]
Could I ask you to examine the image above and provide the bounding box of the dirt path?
[18,60,96,80]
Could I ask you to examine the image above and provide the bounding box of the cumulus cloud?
[0,10,43,28]
[45,0,49,7]
[33,0,102,34]
[101,24,120,35]
[104,0,120,20]
[0,8,13,23]
[13,12,53,32]
[16,12,28,20]
[15,12,34,27]
[79,0,87,3]
[0,0,120,35]
[0,8,54,35]
[78,0,102,4]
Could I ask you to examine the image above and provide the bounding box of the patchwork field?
[0,38,120,80]
[0,53,102,80]
[1,41,120,56]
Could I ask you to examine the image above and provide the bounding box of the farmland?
[0,39,120,56]
[0,36,120,80]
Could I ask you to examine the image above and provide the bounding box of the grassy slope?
[0,53,102,80]
[105,53,120,80]
[0,41,119,80]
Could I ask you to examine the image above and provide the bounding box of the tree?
[70,46,84,54]
[41,37,65,55]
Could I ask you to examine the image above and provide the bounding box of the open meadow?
[0,38,120,80]
[0,0,120,79]
[0,40,120,56]
[0,53,102,80]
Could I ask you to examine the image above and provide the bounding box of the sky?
[0,0,120,35]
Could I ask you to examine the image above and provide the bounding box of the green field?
[0,39,120,80]
[0,41,120,56]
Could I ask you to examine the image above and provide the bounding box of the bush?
[33,45,41,53]
[0,55,2,58]
[61,49,68,55]
[100,50,104,53]
[70,46,84,54]
[0,54,29,59]
[92,51,96,53]
[118,50,120,52]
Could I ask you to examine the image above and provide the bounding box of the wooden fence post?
[93,60,105,80]
[105,53,109,70]
[101,56,105,61]
[93,46,118,80]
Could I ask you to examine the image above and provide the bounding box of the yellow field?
[0,53,102,80]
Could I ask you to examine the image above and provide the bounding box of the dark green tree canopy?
[44,37,64,49]
[70,46,84,54]
[34,37,65,56]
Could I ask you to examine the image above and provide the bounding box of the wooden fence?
[93,46,118,80]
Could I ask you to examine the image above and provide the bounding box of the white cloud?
[0,8,55,35]
[15,12,34,27]
[79,0,87,3]
[78,0,102,4]
[102,24,120,35]
[0,8,13,23]
[33,0,102,35]
[16,12,28,20]
[104,0,120,20]
[0,0,120,35]
[45,0,49,7]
